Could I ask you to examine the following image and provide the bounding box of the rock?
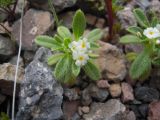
[64,88,80,101]
[83,99,126,120]
[12,9,54,50]
[82,83,109,102]
[63,101,80,120]
[9,56,24,67]
[86,14,97,26]
[15,0,28,14]
[129,105,141,119]
[0,94,6,105]
[109,83,121,98]
[149,0,160,19]
[138,104,148,118]
[135,86,159,102]
[59,12,74,29]
[149,68,160,91]
[71,113,81,120]
[16,47,63,120]
[125,44,143,54]
[0,35,15,62]
[96,41,127,82]
[81,88,92,106]
[28,0,77,12]
[0,63,24,96]
[81,106,90,114]
[23,51,35,65]
[96,80,110,89]
[117,7,137,29]
[148,101,160,120]
[0,22,12,34]
[95,18,105,28]
[121,82,134,102]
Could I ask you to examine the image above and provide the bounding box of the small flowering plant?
[35,10,103,84]
[120,8,160,80]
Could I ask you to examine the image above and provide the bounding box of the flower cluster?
[69,38,91,67]
[143,24,160,44]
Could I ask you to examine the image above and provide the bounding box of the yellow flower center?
[149,31,154,35]
[79,56,84,61]
[81,42,86,48]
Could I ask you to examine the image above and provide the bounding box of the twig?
[12,0,24,119]
[105,0,114,41]
[0,23,11,34]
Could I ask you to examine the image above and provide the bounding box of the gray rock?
[0,63,24,96]
[71,113,81,120]
[149,0,160,19]
[23,51,35,65]
[0,35,15,62]
[16,47,63,120]
[64,88,80,101]
[96,41,127,82]
[117,7,137,29]
[12,9,54,51]
[135,86,159,102]
[83,99,126,120]
[138,104,148,118]
[27,0,77,12]
[82,83,109,104]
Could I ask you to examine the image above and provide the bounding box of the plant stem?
[48,0,60,27]
[105,0,114,41]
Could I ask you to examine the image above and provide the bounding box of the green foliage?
[120,8,160,80]
[35,10,103,84]
[0,112,10,120]
[0,0,14,7]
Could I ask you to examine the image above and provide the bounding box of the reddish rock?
[121,82,134,102]
[148,101,160,120]
[97,80,110,89]
[109,83,121,97]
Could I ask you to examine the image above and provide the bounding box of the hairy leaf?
[87,29,103,42]
[133,8,150,28]
[127,26,143,35]
[72,10,86,40]
[120,35,145,44]
[57,26,72,39]
[130,51,151,80]
[48,53,64,65]
[83,60,101,80]
[72,62,80,77]
[35,35,62,49]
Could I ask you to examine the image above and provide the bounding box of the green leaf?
[120,35,145,44]
[151,17,159,27]
[0,112,10,120]
[127,26,143,35]
[130,51,151,80]
[54,34,63,43]
[64,38,71,48]
[54,54,73,83]
[72,9,86,40]
[133,8,150,28]
[72,62,80,77]
[126,52,137,62]
[90,42,100,49]
[57,26,72,39]
[35,35,62,49]
[88,53,99,58]
[83,60,101,80]
[48,53,64,65]
[87,29,103,42]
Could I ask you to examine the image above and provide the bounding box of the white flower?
[156,24,160,31]
[69,41,79,51]
[77,38,90,51]
[73,52,89,66]
[156,39,160,44]
[143,27,160,39]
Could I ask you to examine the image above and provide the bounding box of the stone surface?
[138,104,148,118]
[109,83,122,97]
[0,63,24,96]
[64,88,79,101]
[81,106,90,114]
[117,7,137,29]
[63,101,80,120]
[125,44,143,54]
[148,101,160,120]
[23,51,35,65]
[86,14,97,26]
[82,83,109,103]
[16,47,63,120]
[135,86,159,102]
[121,82,134,102]
[12,9,54,50]
[150,0,160,19]
[0,94,6,105]
[95,18,105,28]
[0,35,15,62]
[96,41,127,82]
[96,80,110,89]
[83,99,126,120]
[28,0,77,12]
[9,56,24,67]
